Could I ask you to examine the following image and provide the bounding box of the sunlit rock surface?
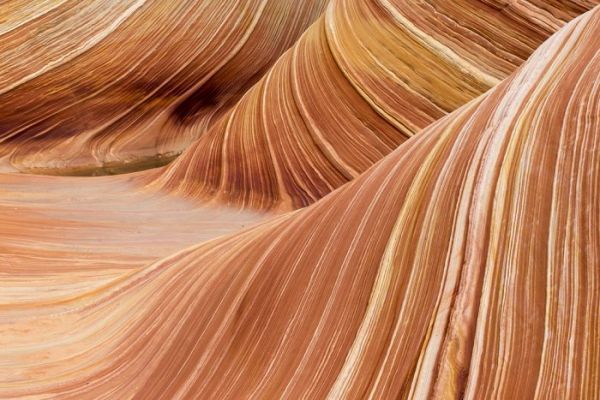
[0,1,598,399]
[152,0,598,209]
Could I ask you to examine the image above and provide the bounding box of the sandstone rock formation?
[0,0,328,173]
[152,0,598,209]
[0,1,598,399]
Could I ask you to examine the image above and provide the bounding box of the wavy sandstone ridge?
[1,7,598,399]
[152,0,598,210]
[2,1,594,308]
[0,0,328,173]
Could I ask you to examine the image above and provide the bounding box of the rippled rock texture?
[1,1,599,399]
[0,0,328,173]
[152,0,598,209]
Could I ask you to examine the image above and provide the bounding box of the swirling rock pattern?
[153,0,598,210]
[1,1,599,399]
[0,8,600,399]
[8,0,591,290]
[0,0,328,173]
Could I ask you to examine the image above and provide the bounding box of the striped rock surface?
[0,0,328,174]
[1,6,598,399]
[151,0,598,210]
[2,0,595,311]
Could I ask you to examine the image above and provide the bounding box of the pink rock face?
[0,1,598,399]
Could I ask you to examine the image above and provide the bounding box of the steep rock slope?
[152,0,598,209]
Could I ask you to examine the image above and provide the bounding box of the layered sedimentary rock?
[3,0,594,305]
[152,0,598,209]
[1,6,598,399]
[0,0,328,173]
